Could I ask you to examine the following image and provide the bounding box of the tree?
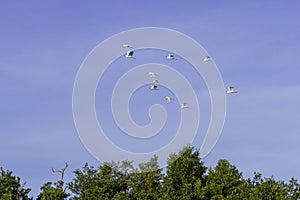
[3,145,300,199]
[161,145,207,199]
[37,162,69,200]
[36,181,69,200]
[0,167,32,200]
[68,161,132,199]
[202,159,250,199]
[287,177,300,199]
[249,172,289,199]
[129,155,163,199]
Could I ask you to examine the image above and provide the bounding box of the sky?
[1,0,300,197]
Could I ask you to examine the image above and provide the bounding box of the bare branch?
[52,162,69,181]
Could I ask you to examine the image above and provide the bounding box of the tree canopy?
[0,167,32,200]
[1,145,300,199]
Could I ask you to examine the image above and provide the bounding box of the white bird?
[226,86,237,94]
[165,96,172,103]
[148,72,158,77]
[152,79,159,85]
[122,44,132,48]
[125,50,135,58]
[181,102,188,109]
[167,53,175,60]
[204,56,212,62]
[150,85,158,90]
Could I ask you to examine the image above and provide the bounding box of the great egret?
[148,72,158,77]
[226,86,237,94]
[150,85,158,90]
[125,50,135,58]
[167,53,175,60]
[204,56,212,62]
[122,44,132,48]
[152,79,159,85]
[165,96,172,103]
[181,102,188,109]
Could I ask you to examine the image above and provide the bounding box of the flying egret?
[152,79,159,85]
[150,85,158,90]
[181,102,188,109]
[204,56,212,62]
[167,53,175,60]
[148,72,158,77]
[125,50,135,59]
[122,44,132,48]
[165,96,172,103]
[226,86,237,94]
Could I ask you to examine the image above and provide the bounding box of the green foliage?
[68,162,132,199]
[0,167,32,200]
[2,145,300,199]
[129,155,163,199]
[36,181,69,200]
[287,177,300,199]
[161,145,207,199]
[249,173,290,199]
[203,159,248,199]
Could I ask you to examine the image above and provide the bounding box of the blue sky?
[1,0,300,197]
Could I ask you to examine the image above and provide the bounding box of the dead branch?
[52,162,69,181]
